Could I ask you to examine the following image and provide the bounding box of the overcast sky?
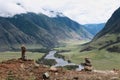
[0,0,120,24]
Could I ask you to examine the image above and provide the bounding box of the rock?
[43,65,49,68]
[73,77,79,80]
[55,72,58,75]
[84,66,93,71]
[93,70,117,75]
[34,63,39,68]
[20,63,25,70]
[110,77,120,80]
[49,66,58,72]
[42,72,50,79]
[96,77,102,80]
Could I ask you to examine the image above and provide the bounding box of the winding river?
[45,51,84,71]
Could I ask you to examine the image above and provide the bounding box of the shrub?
[63,65,79,70]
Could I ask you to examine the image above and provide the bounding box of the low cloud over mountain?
[0,0,119,24]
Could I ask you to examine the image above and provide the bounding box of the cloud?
[0,0,119,24]
[0,0,26,17]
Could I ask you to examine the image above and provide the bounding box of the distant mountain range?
[84,23,105,35]
[0,12,93,51]
[81,7,120,53]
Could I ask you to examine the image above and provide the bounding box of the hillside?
[84,23,105,35]
[0,59,119,80]
[0,13,93,51]
[53,16,93,39]
[81,7,120,52]
[94,7,120,39]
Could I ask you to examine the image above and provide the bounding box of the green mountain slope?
[82,7,120,52]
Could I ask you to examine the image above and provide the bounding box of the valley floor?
[0,40,120,79]
[55,40,120,70]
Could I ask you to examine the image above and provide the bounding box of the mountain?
[0,12,93,51]
[53,16,93,39]
[81,7,120,52]
[84,23,105,35]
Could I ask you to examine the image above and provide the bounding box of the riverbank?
[44,51,83,70]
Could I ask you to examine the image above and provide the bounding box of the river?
[45,51,84,71]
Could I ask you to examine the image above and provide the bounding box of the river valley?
[45,51,83,70]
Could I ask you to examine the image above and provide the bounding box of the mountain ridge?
[84,23,105,36]
[0,12,93,51]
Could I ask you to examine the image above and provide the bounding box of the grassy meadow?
[0,51,44,62]
[55,40,120,70]
[0,39,120,70]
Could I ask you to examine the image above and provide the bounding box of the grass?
[90,34,120,49]
[0,51,44,62]
[55,40,120,70]
[71,50,120,70]
[56,39,89,50]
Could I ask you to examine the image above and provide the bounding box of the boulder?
[84,66,93,71]
[42,72,50,79]
[49,66,58,72]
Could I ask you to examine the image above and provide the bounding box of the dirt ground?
[0,59,120,80]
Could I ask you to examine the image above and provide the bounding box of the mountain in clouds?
[0,12,93,51]
[0,1,65,18]
[81,7,120,53]
[84,23,105,35]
